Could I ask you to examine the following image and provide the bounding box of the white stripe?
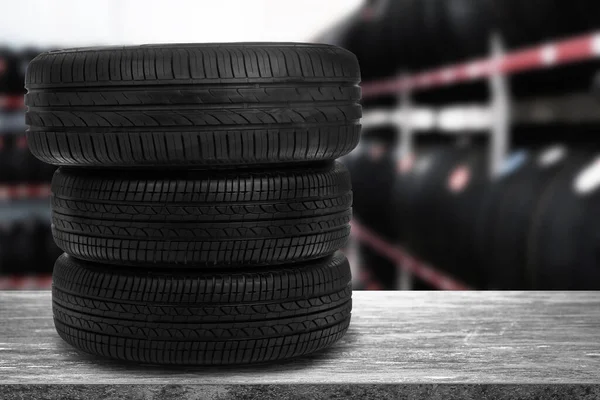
[541,45,557,65]
[592,33,600,56]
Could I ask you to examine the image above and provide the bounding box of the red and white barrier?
[362,32,600,98]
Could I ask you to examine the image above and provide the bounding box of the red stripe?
[555,35,593,63]
[501,48,544,74]
[0,95,25,110]
[0,185,51,200]
[0,275,52,290]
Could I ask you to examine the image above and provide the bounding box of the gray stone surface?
[1,291,599,387]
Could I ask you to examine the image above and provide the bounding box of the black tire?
[406,147,467,261]
[484,147,566,289]
[52,252,352,365]
[25,43,361,168]
[434,149,488,287]
[51,162,352,267]
[342,130,397,239]
[527,152,597,289]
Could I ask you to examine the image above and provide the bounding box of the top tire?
[25,43,362,168]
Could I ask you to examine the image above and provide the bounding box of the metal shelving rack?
[354,31,600,290]
[0,92,50,202]
[0,91,53,290]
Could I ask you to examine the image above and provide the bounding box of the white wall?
[0,0,362,48]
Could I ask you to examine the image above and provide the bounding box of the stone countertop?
[1,291,599,398]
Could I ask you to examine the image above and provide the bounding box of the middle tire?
[51,162,352,267]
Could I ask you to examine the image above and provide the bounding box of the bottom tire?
[52,253,352,365]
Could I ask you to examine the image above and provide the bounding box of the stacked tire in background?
[0,46,54,183]
[25,43,361,365]
[341,128,399,289]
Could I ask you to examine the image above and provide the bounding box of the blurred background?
[1,0,600,290]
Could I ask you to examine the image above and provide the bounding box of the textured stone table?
[1,291,599,399]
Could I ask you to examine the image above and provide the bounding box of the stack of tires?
[25,44,361,365]
[390,144,600,290]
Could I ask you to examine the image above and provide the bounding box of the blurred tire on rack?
[16,48,39,94]
[390,151,419,243]
[320,0,493,83]
[0,224,9,275]
[434,148,488,286]
[488,0,599,50]
[0,47,19,94]
[0,217,57,278]
[404,147,467,261]
[482,145,568,289]
[342,129,397,239]
[6,219,38,275]
[38,222,61,274]
[9,135,37,183]
[341,0,404,80]
[0,137,9,182]
[527,151,599,289]
[474,149,530,287]
[393,146,487,286]
[357,243,397,290]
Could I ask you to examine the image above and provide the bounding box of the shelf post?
[489,35,511,177]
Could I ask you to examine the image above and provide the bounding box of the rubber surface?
[25,43,362,167]
[405,148,468,260]
[51,162,352,267]
[342,130,397,239]
[433,149,488,287]
[52,252,352,365]
[527,152,598,289]
[482,148,565,289]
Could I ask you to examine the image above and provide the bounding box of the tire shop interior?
[1,0,600,290]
